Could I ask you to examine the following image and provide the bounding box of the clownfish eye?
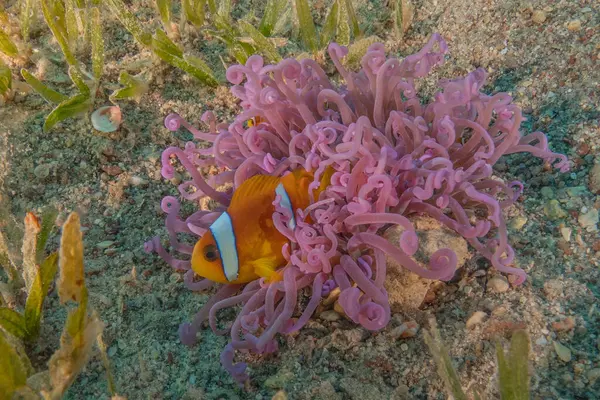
[203,244,219,262]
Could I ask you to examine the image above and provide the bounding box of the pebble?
[544,200,567,220]
[553,341,572,362]
[566,186,587,197]
[588,369,600,383]
[330,328,368,351]
[510,216,528,231]
[128,176,148,187]
[320,310,342,322]
[310,381,342,400]
[535,336,548,346]
[578,209,598,231]
[541,186,555,199]
[532,10,546,24]
[400,343,409,351]
[333,301,348,319]
[96,240,115,249]
[551,317,575,332]
[567,20,581,32]
[389,321,419,339]
[390,384,410,400]
[488,276,510,293]
[34,164,51,179]
[466,311,488,329]
[169,273,182,283]
[591,164,600,191]
[264,371,293,389]
[271,391,288,400]
[492,305,507,316]
[560,226,572,242]
[322,287,341,306]
[102,165,123,176]
[543,279,564,299]
[339,377,383,400]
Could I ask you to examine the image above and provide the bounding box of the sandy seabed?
[1,0,599,399]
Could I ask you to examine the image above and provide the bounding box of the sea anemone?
[144,34,568,385]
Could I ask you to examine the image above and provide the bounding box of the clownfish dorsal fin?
[229,174,281,210]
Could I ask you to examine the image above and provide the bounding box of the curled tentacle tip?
[260,87,280,105]
[143,240,155,253]
[358,302,390,331]
[328,42,349,57]
[246,54,264,72]
[509,272,527,286]
[160,196,180,214]
[280,59,302,79]
[429,248,458,281]
[178,323,198,346]
[225,65,247,85]
[321,279,337,297]
[200,111,214,124]
[164,113,183,131]
[161,165,175,179]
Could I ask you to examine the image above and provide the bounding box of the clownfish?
[245,116,265,128]
[191,167,335,285]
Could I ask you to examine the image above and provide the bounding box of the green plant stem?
[294,0,318,52]
[105,0,152,47]
[21,69,68,104]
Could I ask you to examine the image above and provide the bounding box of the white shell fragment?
[91,106,122,132]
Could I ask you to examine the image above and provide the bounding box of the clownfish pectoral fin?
[250,257,283,283]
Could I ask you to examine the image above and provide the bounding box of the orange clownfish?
[245,116,265,128]
[191,167,335,285]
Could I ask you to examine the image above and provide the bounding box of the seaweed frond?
[110,71,149,102]
[105,0,152,47]
[294,0,319,52]
[151,29,218,86]
[393,0,413,39]
[259,0,287,37]
[0,27,19,57]
[423,318,468,400]
[496,330,530,400]
[0,209,110,398]
[20,69,68,104]
[156,0,172,32]
[0,60,12,97]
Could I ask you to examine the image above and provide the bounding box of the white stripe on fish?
[210,211,239,282]
[276,183,296,230]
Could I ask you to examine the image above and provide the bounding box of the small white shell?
[91,106,122,132]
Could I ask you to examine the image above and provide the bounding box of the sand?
[0,0,599,399]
